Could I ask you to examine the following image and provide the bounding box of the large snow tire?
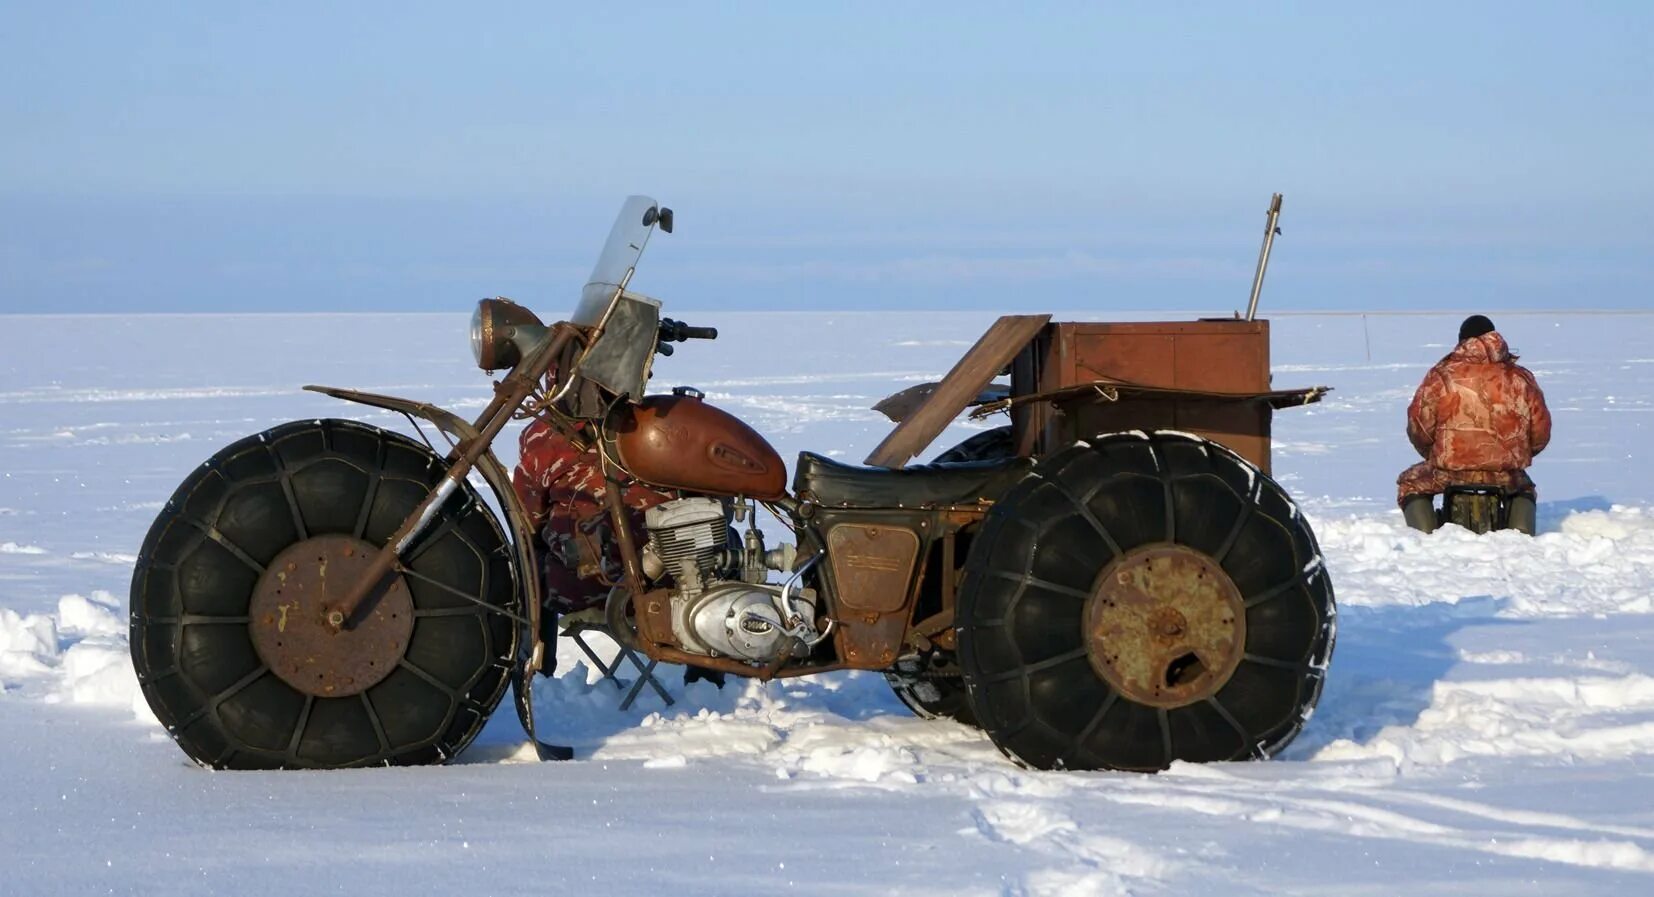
[130,419,520,770]
[933,425,1014,464]
[957,431,1335,771]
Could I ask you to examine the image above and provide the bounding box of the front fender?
[304,385,544,666]
[306,384,570,759]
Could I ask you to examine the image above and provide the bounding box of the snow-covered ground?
[2,310,1652,896]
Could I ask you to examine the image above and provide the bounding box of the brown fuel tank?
[607,393,787,500]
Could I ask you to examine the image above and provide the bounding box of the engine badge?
[709,442,768,474]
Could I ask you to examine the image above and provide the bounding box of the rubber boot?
[1507,495,1537,535]
[1402,495,1437,534]
[684,665,727,688]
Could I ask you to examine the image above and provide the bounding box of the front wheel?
[957,431,1335,771]
[130,419,521,770]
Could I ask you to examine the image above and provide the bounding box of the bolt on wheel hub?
[248,534,414,698]
[1084,544,1246,709]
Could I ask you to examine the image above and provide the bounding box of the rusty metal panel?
[1074,331,1177,386]
[833,611,909,668]
[635,587,677,648]
[1062,320,1271,392]
[826,523,920,614]
[1172,332,1269,393]
[1035,320,1277,472]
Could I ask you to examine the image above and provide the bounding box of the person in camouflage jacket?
[512,412,727,687]
[1397,315,1551,532]
[512,416,672,611]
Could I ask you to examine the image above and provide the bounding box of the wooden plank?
[864,314,1050,468]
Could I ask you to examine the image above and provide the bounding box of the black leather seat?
[793,451,1033,508]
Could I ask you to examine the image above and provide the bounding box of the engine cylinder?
[643,497,726,580]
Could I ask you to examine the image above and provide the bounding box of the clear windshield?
[570,195,662,326]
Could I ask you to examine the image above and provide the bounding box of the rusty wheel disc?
[1084,544,1246,710]
[249,534,414,698]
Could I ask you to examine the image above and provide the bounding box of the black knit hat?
[1459,314,1495,343]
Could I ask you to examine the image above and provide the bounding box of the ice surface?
[2,311,1653,895]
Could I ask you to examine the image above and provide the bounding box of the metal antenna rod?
[1244,193,1283,321]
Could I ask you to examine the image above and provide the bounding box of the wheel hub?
[1084,544,1246,709]
[249,535,414,698]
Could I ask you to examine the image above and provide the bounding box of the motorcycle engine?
[642,497,728,582]
[641,497,815,663]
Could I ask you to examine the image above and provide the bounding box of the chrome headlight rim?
[469,302,488,368]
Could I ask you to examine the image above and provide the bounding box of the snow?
[2,310,1654,895]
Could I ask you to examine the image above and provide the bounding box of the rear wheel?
[932,425,1013,464]
[957,431,1335,771]
[130,419,520,770]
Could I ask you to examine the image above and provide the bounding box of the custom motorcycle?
[131,195,1335,772]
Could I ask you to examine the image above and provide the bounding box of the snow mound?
[57,591,128,639]
[1317,673,1654,767]
[0,591,143,715]
[1317,505,1654,617]
[0,607,58,683]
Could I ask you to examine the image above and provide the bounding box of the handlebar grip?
[659,318,718,342]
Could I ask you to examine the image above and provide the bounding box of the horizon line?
[2,308,1652,319]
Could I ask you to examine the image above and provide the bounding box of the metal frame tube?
[328,323,579,629]
[1245,193,1283,321]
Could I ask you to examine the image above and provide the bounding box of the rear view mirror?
[643,205,674,233]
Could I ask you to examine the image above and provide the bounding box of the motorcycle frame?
[309,309,1330,705]
[305,322,996,689]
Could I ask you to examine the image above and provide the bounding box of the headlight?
[469,303,488,367]
[470,297,546,372]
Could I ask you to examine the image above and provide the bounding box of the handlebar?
[658,318,718,344]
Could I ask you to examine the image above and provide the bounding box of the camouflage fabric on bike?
[512,416,672,609]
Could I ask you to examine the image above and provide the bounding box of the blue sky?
[2,2,1649,314]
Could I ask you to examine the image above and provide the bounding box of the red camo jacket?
[1405,332,1552,472]
[511,417,671,607]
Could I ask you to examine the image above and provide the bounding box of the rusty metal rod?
[328,325,579,630]
[1245,193,1283,321]
[645,643,847,680]
[601,473,649,597]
